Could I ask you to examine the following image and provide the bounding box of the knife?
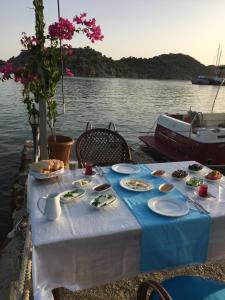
[187,196,210,214]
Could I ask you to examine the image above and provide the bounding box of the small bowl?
[72,178,92,187]
[158,183,174,193]
[90,193,116,209]
[188,164,203,173]
[93,183,112,193]
[171,170,188,181]
[185,177,203,189]
[205,171,222,183]
[151,170,166,177]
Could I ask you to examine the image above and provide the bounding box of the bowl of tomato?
[205,170,222,182]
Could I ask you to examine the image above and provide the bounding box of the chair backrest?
[76,128,131,167]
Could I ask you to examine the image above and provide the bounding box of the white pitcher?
[38,193,61,220]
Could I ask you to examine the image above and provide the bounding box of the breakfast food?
[30,159,64,174]
[93,183,111,192]
[172,170,188,179]
[126,179,151,190]
[159,183,174,192]
[188,164,203,172]
[186,177,203,188]
[151,170,165,177]
[205,170,222,181]
[90,194,116,208]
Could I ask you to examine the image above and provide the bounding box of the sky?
[0,0,225,65]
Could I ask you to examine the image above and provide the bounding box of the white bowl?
[151,170,166,177]
[92,183,112,193]
[158,183,174,193]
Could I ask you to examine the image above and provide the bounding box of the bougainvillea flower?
[65,67,74,77]
[49,17,75,40]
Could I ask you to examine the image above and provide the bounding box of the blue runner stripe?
[106,164,211,272]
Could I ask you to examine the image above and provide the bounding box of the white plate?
[90,193,117,209]
[59,188,85,204]
[120,178,153,192]
[30,168,65,180]
[148,196,189,217]
[112,163,140,174]
[204,175,222,183]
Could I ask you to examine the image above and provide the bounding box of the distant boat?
[192,44,225,86]
[192,75,225,86]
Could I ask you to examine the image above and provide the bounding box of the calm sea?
[0,77,224,239]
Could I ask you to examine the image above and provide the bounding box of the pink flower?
[49,17,75,40]
[0,62,13,80]
[65,67,74,77]
[73,13,104,43]
[63,44,74,56]
[21,35,38,48]
[73,13,87,24]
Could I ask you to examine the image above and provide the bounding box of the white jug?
[38,193,61,220]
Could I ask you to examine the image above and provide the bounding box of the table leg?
[52,288,60,300]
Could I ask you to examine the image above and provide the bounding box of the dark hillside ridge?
[0,47,220,80]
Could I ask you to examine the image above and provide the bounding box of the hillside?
[0,47,212,80]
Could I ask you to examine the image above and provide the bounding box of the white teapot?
[38,193,61,220]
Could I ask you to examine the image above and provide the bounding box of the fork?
[95,166,104,176]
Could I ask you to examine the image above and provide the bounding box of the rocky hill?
[0,47,217,80]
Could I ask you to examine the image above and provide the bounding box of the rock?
[17,173,27,186]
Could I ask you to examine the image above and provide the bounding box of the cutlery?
[207,192,216,198]
[187,196,210,214]
[95,166,104,177]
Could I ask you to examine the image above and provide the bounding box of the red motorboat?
[139,111,225,167]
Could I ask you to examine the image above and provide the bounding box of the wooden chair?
[137,276,225,300]
[76,128,132,168]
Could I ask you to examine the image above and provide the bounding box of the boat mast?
[215,44,221,76]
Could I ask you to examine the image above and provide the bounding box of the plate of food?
[171,170,188,180]
[72,178,92,187]
[93,183,112,193]
[29,159,64,179]
[186,177,203,189]
[158,183,174,193]
[205,170,222,182]
[147,196,189,217]
[112,163,140,174]
[120,178,153,192]
[151,170,166,177]
[188,164,203,173]
[59,188,85,204]
[90,193,117,209]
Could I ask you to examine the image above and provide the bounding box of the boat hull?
[139,124,225,166]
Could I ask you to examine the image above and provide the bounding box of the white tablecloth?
[29,161,225,300]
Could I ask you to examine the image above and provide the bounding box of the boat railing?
[189,112,203,137]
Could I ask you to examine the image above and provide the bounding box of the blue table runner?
[106,164,211,272]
